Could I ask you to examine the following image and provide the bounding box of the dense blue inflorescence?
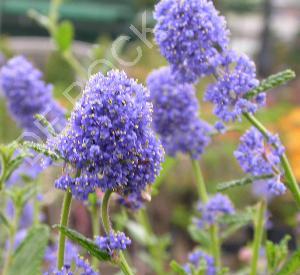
[95,231,131,255]
[52,70,164,200]
[183,250,216,275]
[0,56,66,136]
[234,127,286,195]
[204,52,264,122]
[154,0,229,83]
[147,67,212,159]
[195,193,235,228]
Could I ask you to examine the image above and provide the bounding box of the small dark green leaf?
[267,235,291,274]
[54,225,110,261]
[8,225,50,275]
[277,250,300,275]
[54,21,74,52]
[217,174,273,191]
[170,260,187,275]
[245,69,296,99]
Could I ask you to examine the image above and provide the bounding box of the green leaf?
[0,211,12,231]
[126,221,155,246]
[267,235,291,274]
[277,250,300,275]
[245,69,296,99]
[8,225,50,275]
[54,225,110,261]
[170,260,187,275]
[152,157,177,196]
[22,141,61,161]
[54,21,74,52]
[217,174,273,191]
[188,225,211,249]
[34,114,57,137]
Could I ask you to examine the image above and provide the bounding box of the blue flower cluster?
[45,240,79,270]
[154,0,229,83]
[0,56,66,136]
[95,231,131,256]
[147,67,212,159]
[234,127,286,195]
[118,191,145,211]
[154,0,266,123]
[45,255,96,275]
[195,193,235,228]
[183,250,216,275]
[204,52,264,122]
[53,70,164,200]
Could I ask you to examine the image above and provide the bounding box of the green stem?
[63,51,87,79]
[101,190,134,275]
[2,207,21,275]
[191,160,208,203]
[91,201,100,267]
[250,200,266,275]
[0,152,5,191]
[57,190,73,270]
[101,190,113,234]
[191,159,221,268]
[243,113,300,207]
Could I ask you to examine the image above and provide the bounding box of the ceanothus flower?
[234,127,286,195]
[45,240,79,270]
[0,56,66,135]
[118,191,145,211]
[45,255,96,275]
[52,70,164,200]
[204,52,264,122]
[183,250,216,275]
[95,231,131,255]
[154,0,229,83]
[194,193,235,228]
[147,67,212,159]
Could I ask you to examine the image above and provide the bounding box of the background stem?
[57,190,72,270]
[101,190,135,275]
[91,201,101,267]
[250,200,266,275]
[191,159,221,268]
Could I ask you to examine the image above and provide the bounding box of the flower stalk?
[250,200,266,275]
[101,190,135,275]
[191,159,221,268]
[57,190,73,270]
